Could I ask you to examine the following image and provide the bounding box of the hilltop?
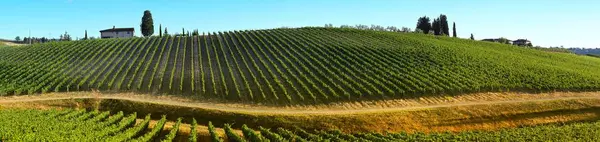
[1,27,600,104]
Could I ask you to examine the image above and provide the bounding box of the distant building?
[512,39,532,46]
[100,26,134,38]
[481,38,512,44]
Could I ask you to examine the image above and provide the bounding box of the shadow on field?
[97,99,284,130]
[434,106,600,127]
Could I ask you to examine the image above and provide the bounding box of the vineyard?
[1,28,600,104]
[1,109,599,142]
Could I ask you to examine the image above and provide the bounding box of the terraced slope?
[1,28,600,104]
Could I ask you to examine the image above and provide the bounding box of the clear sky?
[1,0,598,48]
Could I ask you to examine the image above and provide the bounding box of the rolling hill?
[1,27,600,104]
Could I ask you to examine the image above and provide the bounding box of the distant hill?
[569,48,600,55]
[0,39,16,43]
[1,27,600,104]
[0,39,25,46]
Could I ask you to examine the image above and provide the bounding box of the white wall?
[100,31,134,38]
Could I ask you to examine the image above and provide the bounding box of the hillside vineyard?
[3,109,600,141]
[1,28,600,104]
[0,109,180,141]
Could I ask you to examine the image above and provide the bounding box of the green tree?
[470,33,474,40]
[452,22,457,38]
[401,27,411,32]
[15,36,20,41]
[84,30,88,40]
[439,14,449,36]
[192,29,199,36]
[164,27,169,36]
[140,10,154,37]
[416,16,431,34]
[498,37,510,44]
[60,31,71,41]
[159,24,162,37]
[432,18,441,35]
[182,28,185,36]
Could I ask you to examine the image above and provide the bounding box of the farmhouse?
[481,38,512,44]
[100,26,135,38]
[512,39,532,46]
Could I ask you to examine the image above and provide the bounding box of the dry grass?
[0,41,26,46]
[336,99,600,133]
[126,98,600,137]
[2,91,600,114]
[2,91,600,134]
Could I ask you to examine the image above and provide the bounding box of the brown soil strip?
[2,91,600,134]
[1,91,599,114]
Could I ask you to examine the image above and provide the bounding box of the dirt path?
[0,92,600,114]
[1,92,600,115]
[4,92,600,134]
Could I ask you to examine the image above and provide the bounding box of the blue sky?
[1,0,598,48]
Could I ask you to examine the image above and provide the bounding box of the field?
[2,108,600,142]
[1,28,600,105]
[2,27,600,141]
[0,41,25,47]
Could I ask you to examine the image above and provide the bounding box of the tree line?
[329,24,413,33]
[14,31,76,44]
[416,14,460,37]
[141,10,200,38]
[320,14,469,39]
[140,11,467,40]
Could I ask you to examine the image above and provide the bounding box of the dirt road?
[1,91,599,115]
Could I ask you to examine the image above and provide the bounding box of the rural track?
[1,94,599,115]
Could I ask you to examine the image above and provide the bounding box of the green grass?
[587,54,600,58]
[1,27,600,104]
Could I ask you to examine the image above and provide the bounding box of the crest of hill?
[0,27,599,105]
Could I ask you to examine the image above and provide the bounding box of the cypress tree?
[439,14,449,36]
[470,33,474,40]
[164,27,169,36]
[432,19,441,35]
[84,30,88,40]
[452,22,457,37]
[140,10,154,37]
[159,24,162,37]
